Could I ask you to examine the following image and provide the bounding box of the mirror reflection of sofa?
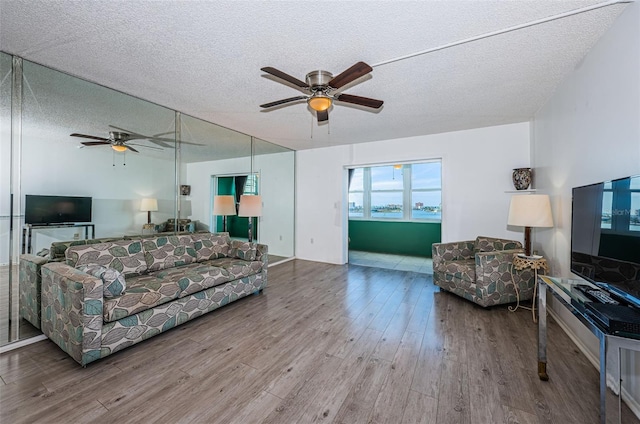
[155,218,196,233]
[432,236,536,307]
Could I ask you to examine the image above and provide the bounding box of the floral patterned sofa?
[432,236,535,307]
[39,232,267,366]
[19,230,202,330]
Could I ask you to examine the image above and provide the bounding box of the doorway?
[346,161,442,273]
[212,174,258,240]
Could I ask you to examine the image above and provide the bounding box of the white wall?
[532,2,640,411]
[296,122,531,264]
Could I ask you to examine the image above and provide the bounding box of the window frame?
[348,161,441,223]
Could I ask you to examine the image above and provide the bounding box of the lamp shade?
[238,195,263,217]
[140,198,158,212]
[508,194,553,228]
[212,195,236,216]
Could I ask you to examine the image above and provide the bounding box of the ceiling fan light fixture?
[308,94,332,112]
[112,144,127,152]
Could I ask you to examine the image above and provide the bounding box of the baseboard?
[0,334,47,354]
[549,308,640,419]
[269,256,295,267]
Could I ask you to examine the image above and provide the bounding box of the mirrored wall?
[0,53,295,347]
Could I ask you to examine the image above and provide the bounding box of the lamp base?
[143,223,155,230]
[524,226,532,256]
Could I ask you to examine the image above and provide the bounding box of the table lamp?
[212,195,236,232]
[238,195,262,242]
[140,198,158,229]
[507,194,553,256]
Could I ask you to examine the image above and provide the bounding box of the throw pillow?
[192,232,231,261]
[77,264,127,298]
[230,240,257,261]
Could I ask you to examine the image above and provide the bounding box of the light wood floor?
[0,260,638,423]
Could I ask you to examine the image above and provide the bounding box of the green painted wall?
[348,220,441,258]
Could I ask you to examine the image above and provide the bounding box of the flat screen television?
[571,175,640,306]
[25,195,92,225]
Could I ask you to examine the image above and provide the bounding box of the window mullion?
[364,167,372,219]
[403,164,411,220]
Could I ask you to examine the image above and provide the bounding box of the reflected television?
[25,195,92,225]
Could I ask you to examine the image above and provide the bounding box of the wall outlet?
[73,232,80,240]
[279,235,283,241]
[310,238,314,244]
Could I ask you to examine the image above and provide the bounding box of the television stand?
[22,223,95,254]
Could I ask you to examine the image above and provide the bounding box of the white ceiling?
[0,0,629,151]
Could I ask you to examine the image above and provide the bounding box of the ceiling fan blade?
[317,110,329,122]
[328,62,373,89]
[335,93,384,109]
[126,145,139,153]
[261,67,309,88]
[81,141,111,146]
[260,96,307,109]
[129,143,163,151]
[71,133,109,141]
[147,139,175,148]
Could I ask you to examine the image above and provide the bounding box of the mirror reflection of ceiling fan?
[70,125,203,153]
[260,61,384,123]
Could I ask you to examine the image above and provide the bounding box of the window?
[244,174,259,195]
[348,161,441,221]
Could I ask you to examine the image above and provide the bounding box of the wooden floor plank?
[0,259,638,424]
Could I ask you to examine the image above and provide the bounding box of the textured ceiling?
[0,0,629,151]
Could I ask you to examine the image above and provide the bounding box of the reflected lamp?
[238,195,263,242]
[212,195,237,232]
[140,198,158,225]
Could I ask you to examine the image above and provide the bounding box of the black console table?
[22,223,95,254]
[538,275,640,424]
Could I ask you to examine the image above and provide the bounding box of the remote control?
[575,285,619,305]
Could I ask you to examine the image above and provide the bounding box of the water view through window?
[349,161,441,221]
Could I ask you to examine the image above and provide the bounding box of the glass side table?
[538,275,640,424]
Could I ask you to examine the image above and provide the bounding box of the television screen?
[571,175,640,303]
[25,195,92,225]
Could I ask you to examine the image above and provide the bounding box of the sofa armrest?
[19,254,50,329]
[255,243,269,265]
[41,262,104,366]
[475,249,531,288]
[432,240,474,270]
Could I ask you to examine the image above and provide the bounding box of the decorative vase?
[512,168,532,190]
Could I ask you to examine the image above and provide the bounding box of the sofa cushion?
[142,235,197,272]
[102,274,182,322]
[206,257,263,279]
[77,264,127,298]
[51,236,124,262]
[156,264,233,296]
[192,232,231,261]
[66,239,147,276]
[229,240,257,261]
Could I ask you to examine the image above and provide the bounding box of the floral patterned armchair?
[431,236,536,307]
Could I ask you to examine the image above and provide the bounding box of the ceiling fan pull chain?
[310,114,314,139]
[112,150,115,167]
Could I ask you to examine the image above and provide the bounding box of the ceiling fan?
[260,61,384,123]
[70,125,202,153]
